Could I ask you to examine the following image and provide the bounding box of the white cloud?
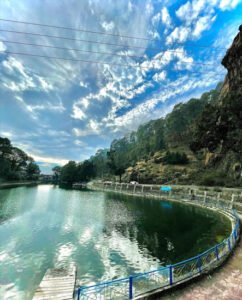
[152,12,161,26]
[193,15,217,38]
[161,7,172,27]
[37,76,53,91]
[80,81,88,88]
[166,26,191,44]
[172,0,240,45]
[0,41,7,52]
[2,56,55,93]
[74,140,87,146]
[29,102,66,113]
[151,6,172,28]
[14,96,65,119]
[145,0,154,16]
[72,119,101,137]
[153,71,166,82]
[31,154,69,166]
[0,131,13,138]
[101,21,115,31]
[71,104,86,120]
[219,0,242,10]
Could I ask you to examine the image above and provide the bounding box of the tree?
[26,162,40,180]
[60,161,77,184]
[0,137,12,158]
[0,136,40,181]
[76,160,96,181]
[107,150,127,183]
[52,166,61,183]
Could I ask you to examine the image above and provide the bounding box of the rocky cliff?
[220,25,242,97]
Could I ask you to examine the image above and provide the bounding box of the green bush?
[163,151,189,165]
[198,171,227,187]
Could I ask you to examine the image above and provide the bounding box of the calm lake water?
[0,185,231,299]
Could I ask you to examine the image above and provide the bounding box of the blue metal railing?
[76,196,240,299]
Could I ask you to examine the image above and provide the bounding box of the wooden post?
[142,185,144,193]
[133,184,136,193]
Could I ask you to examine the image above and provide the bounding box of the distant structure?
[39,174,53,183]
[221,25,242,94]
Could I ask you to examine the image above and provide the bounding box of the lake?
[0,185,231,299]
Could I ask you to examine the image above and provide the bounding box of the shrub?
[163,151,189,165]
[198,171,227,187]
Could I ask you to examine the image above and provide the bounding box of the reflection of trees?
[0,189,13,224]
[103,193,230,265]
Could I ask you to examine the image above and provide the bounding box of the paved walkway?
[162,218,242,300]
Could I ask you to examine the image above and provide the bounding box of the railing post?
[169,265,173,285]
[129,276,133,299]
[216,192,220,207]
[197,255,202,273]
[230,194,235,209]
[215,245,219,261]
[203,191,207,205]
[77,288,81,300]
[228,238,231,251]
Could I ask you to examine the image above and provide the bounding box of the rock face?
[221,25,242,94]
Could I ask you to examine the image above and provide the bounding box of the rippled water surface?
[0,185,231,299]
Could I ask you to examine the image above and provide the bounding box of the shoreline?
[0,181,39,189]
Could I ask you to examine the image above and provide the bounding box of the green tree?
[52,166,61,183]
[60,161,77,184]
[26,162,40,180]
[107,150,127,182]
[76,160,96,181]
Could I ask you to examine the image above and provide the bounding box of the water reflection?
[0,186,230,299]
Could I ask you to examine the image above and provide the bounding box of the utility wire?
[0,18,153,41]
[0,29,227,55]
[0,18,228,50]
[2,50,225,76]
[1,39,220,67]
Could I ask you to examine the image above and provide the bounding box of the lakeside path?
[162,215,242,300]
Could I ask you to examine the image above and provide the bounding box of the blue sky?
[0,0,241,174]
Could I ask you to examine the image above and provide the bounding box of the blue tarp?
[160,186,172,192]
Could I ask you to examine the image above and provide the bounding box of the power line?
[2,50,225,76]
[0,29,227,55]
[1,39,220,67]
[0,18,153,42]
[0,29,158,51]
[0,18,228,50]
